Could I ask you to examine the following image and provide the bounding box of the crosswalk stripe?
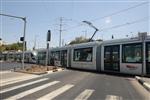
[0,78,49,94]
[105,95,123,100]
[74,89,94,100]
[0,71,11,74]
[37,84,74,100]
[0,75,39,87]
[6,81,60,100]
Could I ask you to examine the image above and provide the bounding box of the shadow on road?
[67,67,135,78]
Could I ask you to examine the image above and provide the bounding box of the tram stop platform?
[135,76,150,92]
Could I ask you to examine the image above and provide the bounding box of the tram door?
[146,42,150,74]
[61,50,67,67]
[104,45,120,71]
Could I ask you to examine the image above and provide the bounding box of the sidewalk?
[0,70,38,86]
[0,68,65,86]
[135,76,150,92]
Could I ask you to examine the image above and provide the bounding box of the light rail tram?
[1,33,150,75]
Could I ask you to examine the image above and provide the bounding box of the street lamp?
[0,13,26,69]
[82,21,99,41]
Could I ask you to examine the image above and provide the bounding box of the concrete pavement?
[0,69,149,100]
[0,70,39,86]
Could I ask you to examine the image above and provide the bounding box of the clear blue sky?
[0,0,149,50]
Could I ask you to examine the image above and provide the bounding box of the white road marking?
[0,71,11,74]
[37,84,74,100]
[0,75,39,87]
[143,82,150,89]
[0,78,49,94]
[74,89,94,100]
[6,81,60,100]
[105,95,123,100]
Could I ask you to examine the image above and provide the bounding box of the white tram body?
[24,51,37,63]
[37,49,47,65]
[50,46,70,67]
[70,42,101,70]
[0,51,37,63]
[101,33,150,75]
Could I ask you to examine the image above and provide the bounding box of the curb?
[46,68,65,74]
[14,70,47,75]
[14,67,65,75]
[135,76,150,92]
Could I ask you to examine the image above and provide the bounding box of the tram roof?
[102,33,150,45]
[69,41,102,48]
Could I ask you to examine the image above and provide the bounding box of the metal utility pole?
[140,32,147,77]
[33,35,37,50]
[46,30,51,66]
[22,17,26,69]
[62,39,64,46]
[56,17,71,47]
[59,17,63,47]
[0,13,26,69]
[45,42,49,66]
[82,30,87,38]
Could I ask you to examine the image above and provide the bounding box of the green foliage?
[69,36,89,45]
[0,45,6,52]
[0,42,23,52]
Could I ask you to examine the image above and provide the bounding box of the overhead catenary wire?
[53,17,72,46]
[65,17,149,43]
[90,2,148,22]
[65,2,148,31]
[98,16,149,32]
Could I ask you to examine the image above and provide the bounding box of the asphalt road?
[0,69,149,100]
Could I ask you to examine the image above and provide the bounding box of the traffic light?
[47,30,51,42]
[20,37,24,41]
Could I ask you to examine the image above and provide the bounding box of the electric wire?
[99,16,149,32]
[90,2,148,22]
[65,2,148,31]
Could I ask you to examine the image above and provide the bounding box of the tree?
[0,45,6,52]
[0,42,23,52]
[69,36,89,45]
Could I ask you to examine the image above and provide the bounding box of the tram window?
[122,43,142,63]
[38,52,46,60]
[147,44,150,62]
[31,53,34,58]
[148,51,150,62]
[51,51,60,61]
[55,51,60,60]
[104,47,111,61]
[74,47,93,62]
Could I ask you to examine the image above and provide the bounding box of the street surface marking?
[0,75,39,87]
[37,84,74,100]
[74,89,95,100]
[0,78,49,94]
[143,82,150,88]
[0,71,11,74]
[105,95,123,100]
[6,81,60,100]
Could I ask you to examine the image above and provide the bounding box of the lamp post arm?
[0,13,24,20]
